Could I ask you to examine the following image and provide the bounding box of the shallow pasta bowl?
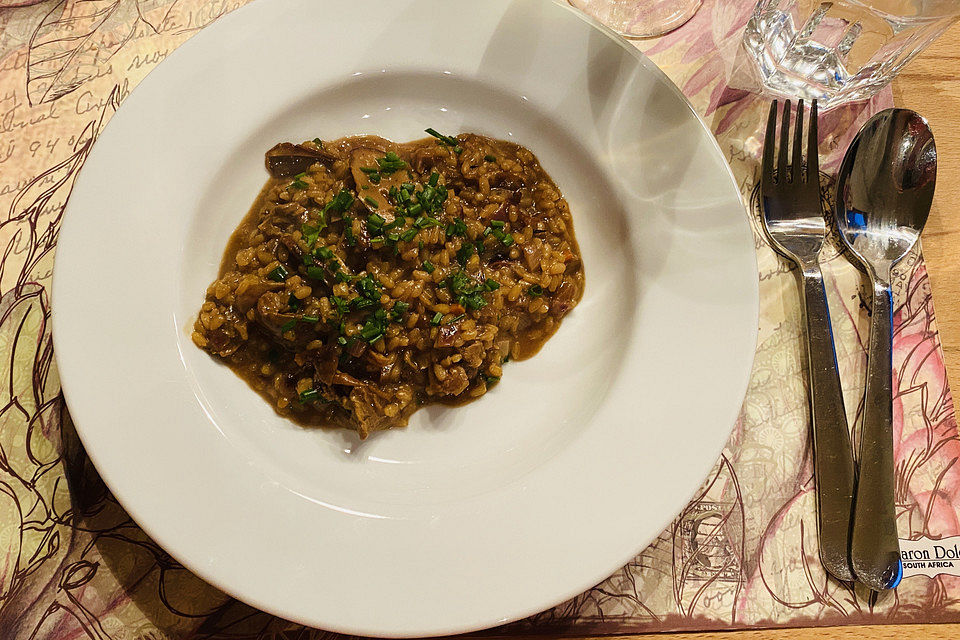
[51,0,758,636]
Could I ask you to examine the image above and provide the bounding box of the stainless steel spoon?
[835,108,936,591]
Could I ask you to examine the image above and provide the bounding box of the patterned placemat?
[0,1,957,638]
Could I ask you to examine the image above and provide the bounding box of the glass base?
[569,0,702,38]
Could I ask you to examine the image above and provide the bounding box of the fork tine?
[762,100,778,189]
[807,99,820,183]
[793,100,804,184]
[779,99,791,183]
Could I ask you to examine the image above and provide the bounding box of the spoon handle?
[851,277,902,591]
[800,264,857,582]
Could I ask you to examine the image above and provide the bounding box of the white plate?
[52,0,758,636]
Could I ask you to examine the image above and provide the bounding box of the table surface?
[585,18,960,640]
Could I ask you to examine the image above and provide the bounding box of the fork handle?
[851,277,901,591]
[800,265,857,582]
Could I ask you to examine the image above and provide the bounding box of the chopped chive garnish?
[415,216,440,229]
[323,193,350,218]
[315,246,335,260]
[291,172,308,189]
[351,297,377,311]
[490,220,506,228]
[390,300,410,321]
[299,315,319,324]
[430,312,444,326]
[302,223,321,248]
[528,284,544,297]
[425,127,459,147]
[335,271,351,283]
[428,172,440,187]
[446,313,465,324]
[369,173,381,184]
[364,196,379,209]
[367,212,385,228]
[357,276,381,298]
[377,152,407,175]
[484,154,497,162]
[280,318,298,333]
[501,233,515,247]
[299,388,322,403]
[483,374,500,385]
[453,145,462,154]
[446,218,467,237]
[288,293,302,309]
[267,265,289,282]
[462,292,487,310]
[400,228,417,242]
[422,260,435,274]
[337,336,348,346]
[387,232,401,243]
[483,227,492,237]
[484,279,500,291]
[330,296,349,315]
[306,266,326,281]
[312,138,323,146]
[360,167,379,174]
[456,243,474,266]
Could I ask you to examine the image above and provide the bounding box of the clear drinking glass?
[743,0,960,108]
[569,0,703,38]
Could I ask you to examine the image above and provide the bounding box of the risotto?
[192,130,584,438]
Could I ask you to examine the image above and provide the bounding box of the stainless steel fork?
[760,100,857,582]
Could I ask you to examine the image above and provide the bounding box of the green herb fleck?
[330,296,349,316]
[446,217,467,237]
[299,388,323,404]
[291,172,308,189]
[425,127,459,148]
[456,243,474,266]
[377,151,407,175]
[267,265,288,282]
[301,223,320,248]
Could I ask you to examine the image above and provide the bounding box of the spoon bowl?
[836,109,936,275]
[835,108,936,592]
